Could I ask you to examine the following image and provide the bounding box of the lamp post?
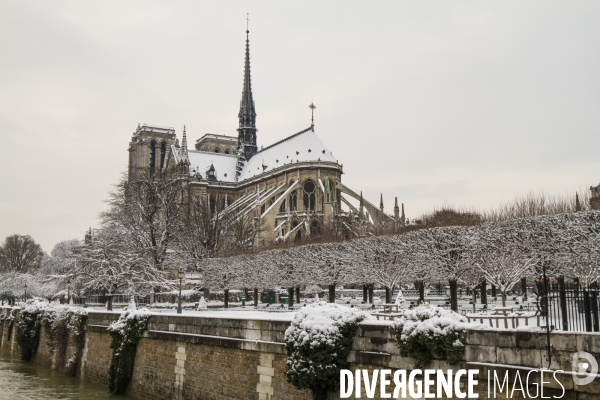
[177,268,185,314]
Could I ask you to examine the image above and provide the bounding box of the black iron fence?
[545,283,600,332]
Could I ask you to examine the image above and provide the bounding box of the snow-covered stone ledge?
[4,307,600,399]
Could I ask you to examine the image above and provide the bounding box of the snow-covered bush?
[390,305,468,369]
[197,296,207,311]
[107,310,151,394]
[394,289,406,311]
[285,302,366,400]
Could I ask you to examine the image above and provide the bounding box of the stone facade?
[591,183,600,210]
[195,134,238,155]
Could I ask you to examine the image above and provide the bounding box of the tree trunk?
[204,287,211,301]
[295,287,300,303]
[415,281,425,304]
[288,288,294,307]
[521,277,527,300]
[106,295,113,311]
[449,279,458,312]
[224,289,229,308]
[502,291,507,307]
[480,279,487,305]
[385,287,391,304]
[472,288,477,312]
[368,285,374,304]
[253,288,258,307]
[491,284,497,298]
[363,285,368,302]
[328,285,335,303]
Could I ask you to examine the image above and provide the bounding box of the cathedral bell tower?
[237,25,258,161]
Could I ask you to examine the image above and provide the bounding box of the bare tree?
[71,224,174,298]
[102,168,188,271]
[0,234,45,273]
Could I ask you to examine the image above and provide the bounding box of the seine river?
[0,352,136,399]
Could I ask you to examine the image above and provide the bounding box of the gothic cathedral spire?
[181,124,189,161]
[237,24,258,161]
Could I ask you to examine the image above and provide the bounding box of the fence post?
[584,289,592,332]
[558,277,569,331]
[591,291,600,332]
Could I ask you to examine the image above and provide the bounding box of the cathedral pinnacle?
[237,17,258,161]
[309,102,316,131]
[181,125,189,162]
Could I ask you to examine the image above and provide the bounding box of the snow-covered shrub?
[197,296,207,311]
[394,289,406,311]
[285,302,366,400]
[390,305,468,369]
[107,310,151,394]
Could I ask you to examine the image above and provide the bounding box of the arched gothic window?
[160,142,167,169]
[150,141,156,169]
[290,190,297,212]
[303,180,316,211]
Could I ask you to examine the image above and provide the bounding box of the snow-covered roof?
[179,127,338,184]
[239,127,337,180]
[188,150,237,182]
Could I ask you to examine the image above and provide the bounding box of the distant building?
[591,183,600,210]
[127,28,405,246]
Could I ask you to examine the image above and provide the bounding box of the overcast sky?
[1,1,599,252]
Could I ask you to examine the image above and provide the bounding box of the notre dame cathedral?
[127,28,406,246]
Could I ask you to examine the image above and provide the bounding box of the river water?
[0,352,136,400]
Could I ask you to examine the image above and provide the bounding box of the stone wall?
[2,307,600,400]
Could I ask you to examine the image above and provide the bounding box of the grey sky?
[1,1,599,252]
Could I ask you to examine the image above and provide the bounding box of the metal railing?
[545,283,600,332]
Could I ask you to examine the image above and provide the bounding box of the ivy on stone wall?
[65,311,88,376]
[16,305,44,360]
[285,302,366,400]
[107,311,150,394]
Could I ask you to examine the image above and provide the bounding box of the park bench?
[466,310,539,328]
[372,312,403,321]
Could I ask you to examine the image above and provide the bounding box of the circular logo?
[572,351,598,386]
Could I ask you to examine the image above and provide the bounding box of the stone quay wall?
[1,306,599,400]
